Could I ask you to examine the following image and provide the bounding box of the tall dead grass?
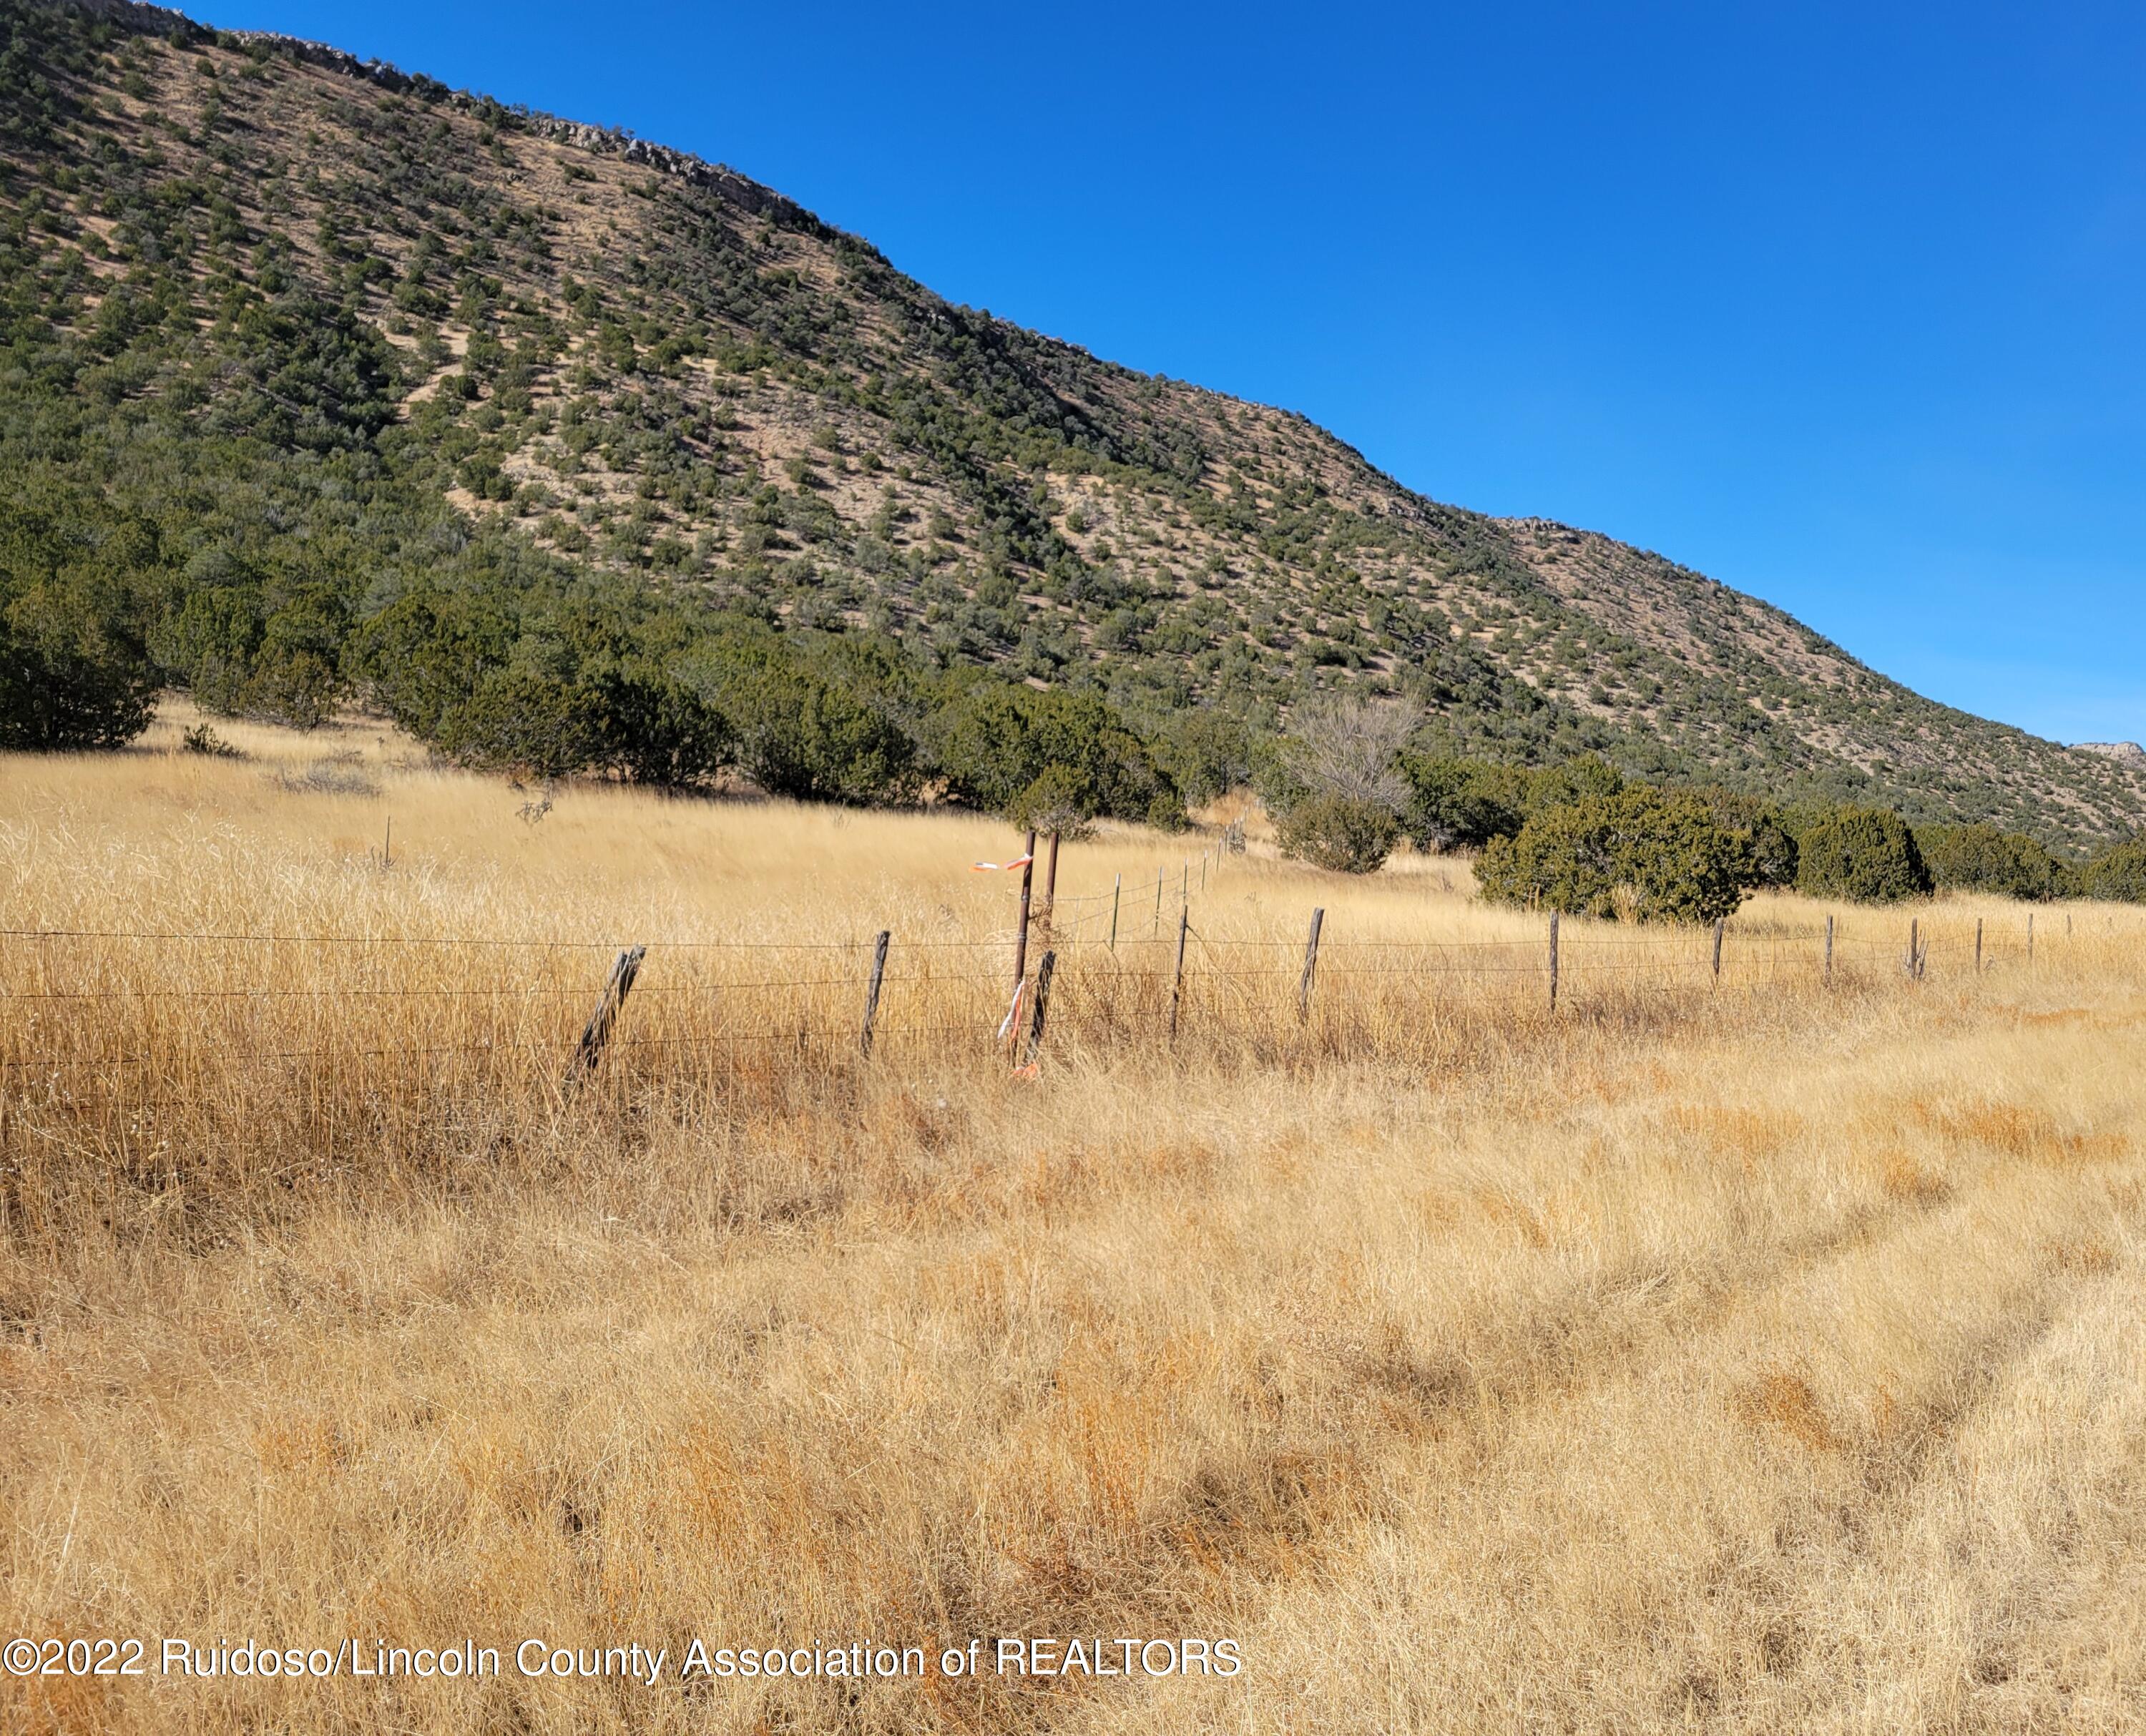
[4,713,2144,1733]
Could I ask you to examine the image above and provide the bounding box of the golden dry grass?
[4,708,2145,1734]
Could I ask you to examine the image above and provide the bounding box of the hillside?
[4,0,2144,847]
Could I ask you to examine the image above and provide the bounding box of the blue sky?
[201,1,2146,743]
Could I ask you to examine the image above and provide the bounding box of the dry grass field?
[4,706,2145,1734]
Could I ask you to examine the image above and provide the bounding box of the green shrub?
[1154,706,1257,807]
[1475,788,1753,923]
[440,665,614,777]
[1006,763,1103,836]
[1521,753,1624,815]
[1396,752,1526,851]
[0,614,159,750]
[348,590,518,741]
[0,489,162,751]
[1918,823,2069,901]
[694,654,915,805]
[2079,838,2146,903]
[1795,806,1932,903]
[932,685,1179,825]
[1275,793,1402,874]
[443,669,610,780]
[594,672,733,788]
[1687,788,1800,886]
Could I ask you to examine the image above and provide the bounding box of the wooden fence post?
[1155,865,1163,936]
[1169,906,1190,1040]
[1298,907,1325,1024]
[2027,911,2034,966]
[1907,918,1922,980]
[1024,950,1057,1064]
[859,930,890,1059]
[1109,873,1122,951]
[564,945,645,1089]
[1975,917,1984,975]
[1711,916,1725,984]
[1039,830,1061,944]
[1010,828,1037,1006]
[1824,913,1834,985]
[1548,911,1560,1013]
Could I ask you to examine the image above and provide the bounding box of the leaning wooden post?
[1711,916,1725,985]
[1907,917,1921,979]
[1181,858,1190,911]
[1009,828,1037,1004]
[1109,873,1122,951]
[1824,913,1834,985]
[564,945,645,1089]
[1548,911,1560,1013]
[1168,906,1190,1040]
[1038,829,1061,944]
[1974,917,1984,975]
[1298,907,1325,1024]
[1155,865,1163,936]
[1024,949,1057,1065]
[858,930,891,1059]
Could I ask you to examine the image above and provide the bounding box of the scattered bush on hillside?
[1275,793,1403,874]
[1918,823,2069,902]
[1795,805,1933,903]
[1475,788,1754,923]
[2079,838,2146,903]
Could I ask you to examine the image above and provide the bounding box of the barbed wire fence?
[0,829,2072,1127]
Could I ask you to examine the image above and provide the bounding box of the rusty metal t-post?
[1009,828,1037,1009]
[1038,829,1060,945]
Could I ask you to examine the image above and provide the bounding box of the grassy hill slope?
[4,0,2142,846]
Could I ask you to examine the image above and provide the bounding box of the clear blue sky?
[200,0,2146,745]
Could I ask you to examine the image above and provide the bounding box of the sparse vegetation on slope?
[4,0,2145,847]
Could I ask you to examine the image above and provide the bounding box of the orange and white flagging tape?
[971,855,1034,873]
